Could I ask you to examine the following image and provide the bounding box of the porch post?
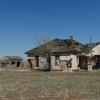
[51,56,56,70]
[87,57,93,71]
[88,64,93,71]
[20,60,23,67]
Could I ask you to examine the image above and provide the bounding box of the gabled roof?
[5,56,22,60]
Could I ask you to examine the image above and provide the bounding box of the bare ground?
[0,70,100,100]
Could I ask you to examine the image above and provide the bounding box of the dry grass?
[0,70,100,100]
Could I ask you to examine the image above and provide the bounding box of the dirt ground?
[0,70,100,100]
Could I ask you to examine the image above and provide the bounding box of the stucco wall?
[51,55,78,71]
[51,56,55,67]
[70,55,78,70]
[60,55,78,70]
[59,56,71,60]
[51,56,61,71]
[39,57,49,70]
[91,44,100,55]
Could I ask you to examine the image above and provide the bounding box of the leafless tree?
[33,34,52,70]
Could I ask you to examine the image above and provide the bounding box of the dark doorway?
[35,56,39,67]
[11,61,15,65]
[79,56,88,70]
[94,55,100,69]
[17,61,20,67]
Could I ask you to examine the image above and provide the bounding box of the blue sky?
[0,0,100,58]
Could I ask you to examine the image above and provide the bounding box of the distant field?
[0,71,100,100]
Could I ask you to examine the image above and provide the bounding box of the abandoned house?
[25,36,100,71]
[0,56,23,68]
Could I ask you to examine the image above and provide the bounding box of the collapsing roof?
[25,37,100,56]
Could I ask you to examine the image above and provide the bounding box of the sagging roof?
[25,37,100,56]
